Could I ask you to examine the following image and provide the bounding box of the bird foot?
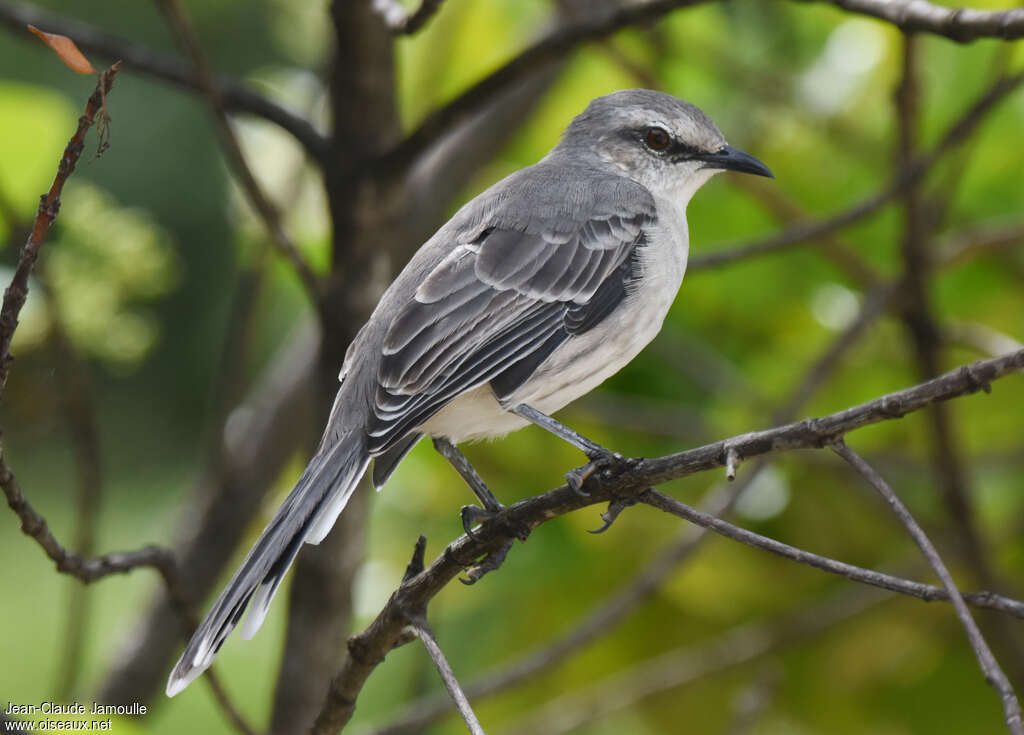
[588,496,640,533]
[459,504,530,540]
[460,539,514,585]
[566,450,638,495]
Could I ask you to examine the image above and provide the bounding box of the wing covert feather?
[368,169,657,453]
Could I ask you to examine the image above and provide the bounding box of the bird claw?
[588,496,639,533]
[566,450,636,495]
[460,539,514,585]
[460,504,493,539]
[460,504,530,541]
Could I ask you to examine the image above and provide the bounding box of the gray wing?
[365,178,656,455]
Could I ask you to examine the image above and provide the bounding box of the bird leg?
[512,404,635,494]
[431,437,524,584]
[432,436,502,528]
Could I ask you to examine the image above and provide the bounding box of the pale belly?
[420,201,688,444]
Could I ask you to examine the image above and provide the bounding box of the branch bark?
[0,64,120,391]
[831,441,1022,734]
[312,347,1024,733]
[367,479,747,735]
[811,0,1024,42]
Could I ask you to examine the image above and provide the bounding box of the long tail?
[166,429,369,696]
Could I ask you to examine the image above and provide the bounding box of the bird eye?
[645,126,671,151]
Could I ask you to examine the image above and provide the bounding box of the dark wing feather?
[367,177,656,456]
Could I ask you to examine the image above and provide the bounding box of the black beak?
[696,145,774,178]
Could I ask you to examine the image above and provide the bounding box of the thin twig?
[410,618,486,735]
[366,479,747,735]
[940,221,1024,269]
[830,441,1023,735]
[0,0,327,160]
[726,175,881,287]
[313,348,1024,734]
[501,588,886,735]
[690,70,1024,271]
[0,62,255,735]
[1,446,257,733]
[810,0,1024,42]
[154,0,322,304]
[385,0,714,168]
[894,32,1024,693]
[639,488,1024,619]
[0,63,120,392]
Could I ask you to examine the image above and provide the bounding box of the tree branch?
[832,441,1022,734]
[0,63,120,391]
[893,31,1024,693]
[410,618,485,735]
[384,0,714,168]
[367,479,747,735]
[154,0,322,304]
[312,347,1024,734]
[639,488,1024,618]
[809,0,1024,42]
[0,0,328,161]
[503,588,886,735]
[690,70,1024,271]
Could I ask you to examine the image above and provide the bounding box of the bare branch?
[690,70,1024,271]
[154,0,322,304]
[940,221,1024,268]
[639,489,1024,619]
[1,453,175,586]
[0,0,327,161]
[1,444,256,733]
[313,348,1024,734]
[810,0,1024,42]
[0,60,254,733]
[411,619,486,735]
[831,441,1023,735]
[386,0,714,167]
[945,320,1023,358]
[503,588,886,735]
[0,63,120,391]
[893,32,1024,694]
[726,175,881,287]
[374,0,447,35]
[368,480,746,735]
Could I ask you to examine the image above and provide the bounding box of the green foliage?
[1,1,1022,734]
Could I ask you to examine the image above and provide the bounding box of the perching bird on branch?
[166,89,773,695]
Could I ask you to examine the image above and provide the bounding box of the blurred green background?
[1,1,1023,733]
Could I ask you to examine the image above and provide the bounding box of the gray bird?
[166,89,772,696]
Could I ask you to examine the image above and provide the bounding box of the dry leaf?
[28,25,95,75]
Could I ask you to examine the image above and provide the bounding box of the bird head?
[557,89,773,203]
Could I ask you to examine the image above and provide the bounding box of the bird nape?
[166,88,772,696]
